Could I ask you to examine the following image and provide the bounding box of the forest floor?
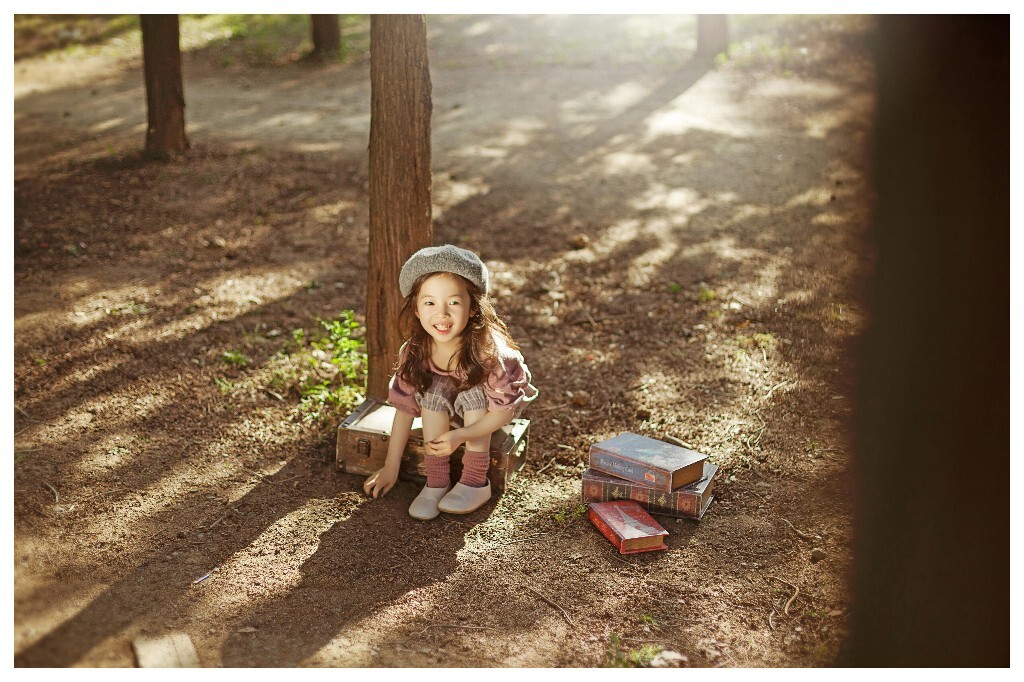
[13,14,875,667]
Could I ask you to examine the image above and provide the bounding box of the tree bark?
[141,15,188,157]
[310,15,341,60]
[696,15,728,59]
[366,15,433,400]
[846,15,1008,666]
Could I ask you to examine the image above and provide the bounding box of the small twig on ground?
[663,435,693,449]
[556,443,575,451]
[208,507,239,529]
[536,457,558,475]
[767,575,800,616]
[41,481,59,503]
[768,607,777,631]
[525,585,576,628]
[761,380,793,402]
[781,517,813,542]
[263,388,285,401]
[584,310,598,328]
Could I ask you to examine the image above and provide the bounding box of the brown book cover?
[581,462,718,520]
[588,500,669,554]
[588,432,708,491]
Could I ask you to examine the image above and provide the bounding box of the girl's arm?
[363,409,415,498]
[425,409,513,457]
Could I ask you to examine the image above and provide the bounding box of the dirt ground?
[12,15,875,667]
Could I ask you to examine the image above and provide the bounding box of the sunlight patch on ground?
[559,81,652,122]
[258,111,323,128]
[433,174,490,216]
[292,141,345,153]
[811,212,847,227]
[786,187,834,209]
[643,79,756,142]
[463,19,493,38]
[88,117,126,133]
[601,150,654,175]
[680,235,762,264]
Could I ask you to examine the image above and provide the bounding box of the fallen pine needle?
[536,457,558,475]
[526,585,576,628]
[41,481,59,503]
[767,575,800,615]
[781,517,813,542]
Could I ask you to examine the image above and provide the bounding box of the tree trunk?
[366,15,433,400]
[846,15,1008,666]
[310,15,342,60]
[696,15,728,59]
[141,15,188,158]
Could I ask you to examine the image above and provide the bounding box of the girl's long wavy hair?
[396,272,519,393]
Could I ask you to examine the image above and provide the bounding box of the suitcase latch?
[357,438,371,457]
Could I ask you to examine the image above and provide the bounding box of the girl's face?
[414,273,472,346]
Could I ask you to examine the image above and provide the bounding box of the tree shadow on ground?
[15,14,873,666]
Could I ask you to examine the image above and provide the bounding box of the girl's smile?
[415,273,471,347]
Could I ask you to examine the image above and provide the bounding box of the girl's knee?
[461,408,490,452]
[420,407,450,440]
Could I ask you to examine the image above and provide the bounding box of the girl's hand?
[426,429,465,457]
[363,465,399,499]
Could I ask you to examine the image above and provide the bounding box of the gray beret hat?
[399,244,489,298]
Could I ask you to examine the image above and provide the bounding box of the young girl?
[362,245,538,519]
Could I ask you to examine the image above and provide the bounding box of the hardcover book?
[588,432,708,491]
[581,462,718,520]
[588,499,669,554]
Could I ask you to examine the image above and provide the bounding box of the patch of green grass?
[105,301,149,316]
[605,633,662,668]
[736,332,776,350]
[640,613,657,626]
[553,503,589,524]
[696,283,717,302]
[221,350,251,368]
[215,376,236,394]
[667,282,683,295]
[266,311,366,422]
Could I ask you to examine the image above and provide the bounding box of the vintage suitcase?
[337,397,530,492]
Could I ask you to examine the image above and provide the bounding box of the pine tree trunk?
[310,15,341,60]
[366,15,433,400]
[141,15,188,158]
[696,15,728,59]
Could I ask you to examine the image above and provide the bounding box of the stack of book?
[582,432,719,554]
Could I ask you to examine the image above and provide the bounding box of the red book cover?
[588,432,707,491]
[588,500,669,554]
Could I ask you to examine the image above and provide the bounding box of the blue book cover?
[588,432,707,491]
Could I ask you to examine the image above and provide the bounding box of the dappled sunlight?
[785,187,835,209]
[601,150,655,175]
[15,13,874,666]
[643,82,757,142]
